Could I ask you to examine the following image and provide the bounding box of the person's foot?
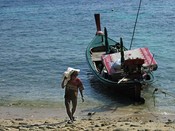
[67,120,73,124]
[73,116,77,121]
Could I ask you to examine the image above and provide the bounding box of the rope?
[152,87,175,107]
[130,0,142,50]
[153,88,175,98]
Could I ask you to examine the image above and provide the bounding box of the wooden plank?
[91,52,105,61]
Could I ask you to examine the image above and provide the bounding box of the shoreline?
[0,106,175,130]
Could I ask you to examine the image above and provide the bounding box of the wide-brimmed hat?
[64,67,80,78]
[61,67,80,87]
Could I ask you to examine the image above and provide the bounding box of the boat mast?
[120,37,125,68]
[104,27,110,54]
[130,0,142,50]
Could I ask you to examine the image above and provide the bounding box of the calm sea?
[0,0,175,113]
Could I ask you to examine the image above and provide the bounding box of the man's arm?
[61,77,66,88]
[79,88,84,102]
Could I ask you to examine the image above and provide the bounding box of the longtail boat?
[86,14,158,102]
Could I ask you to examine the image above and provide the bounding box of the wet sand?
[0,106,175,131]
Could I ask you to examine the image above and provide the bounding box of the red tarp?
[102,48,157,75]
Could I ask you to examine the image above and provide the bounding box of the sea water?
[0,0,175,113]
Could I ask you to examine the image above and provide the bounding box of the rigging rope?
[130,0,142,50]
[153,88,175,99]
[152,87,175,107]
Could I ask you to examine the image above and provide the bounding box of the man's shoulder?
[76,78,81,82]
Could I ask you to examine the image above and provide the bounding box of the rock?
[95,124,100,127]
[44,121,50,124]
[87,112,96,116]
[101,123,105,126]
[113,128,125,131]
[46,126,56,129]
[18,127,28,131]
[19,122,28,125]
[15,118,24,121]
[130,124,140,127]
[125,122,130,125]
[39,126,47,130]
[149,120,153,122]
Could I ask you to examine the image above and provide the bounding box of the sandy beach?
[0,105,175,131]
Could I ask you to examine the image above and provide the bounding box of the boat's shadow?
[81,77,125,114]
[87,73,138,104]
[84,75,145,115]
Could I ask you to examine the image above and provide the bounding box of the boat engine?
[123,58,145,80]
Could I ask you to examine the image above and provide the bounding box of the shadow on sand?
[84,73,145,114]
